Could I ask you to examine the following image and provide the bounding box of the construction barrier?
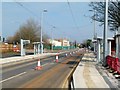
[111,57,118,71]
[106,55,120,74]
[117,58,120,74]
[106,56,112,68]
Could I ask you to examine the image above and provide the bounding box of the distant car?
[13,45,20,52]
[13,45,17,48]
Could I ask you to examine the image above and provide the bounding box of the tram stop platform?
[73,52,120,89]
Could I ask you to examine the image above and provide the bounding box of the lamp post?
[51,26,55,51]
[103,0,108,66]
[40,9,47,54]
[89,9,97,52]
[93,10,97,52]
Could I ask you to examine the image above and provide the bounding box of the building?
[48,38,70,47]
[48,39,62,46]
[58,39,70,46]
[52,40,62,46]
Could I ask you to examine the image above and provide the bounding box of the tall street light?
[91,10,97,40]
[84,9,97,52]
[93,9,98,53]
[103,0,108,66]
[51,26,56,51]
[40,9,47,54]
[89,9,97,52]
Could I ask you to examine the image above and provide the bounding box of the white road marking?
[1,62,55,83]
[0,72,26,83]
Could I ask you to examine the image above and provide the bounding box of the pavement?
[0,49,78,65]
[73,52,119,88]
[0,53,57,65]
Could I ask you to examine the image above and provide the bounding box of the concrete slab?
[73,53,110,88]
[73,62,87,88]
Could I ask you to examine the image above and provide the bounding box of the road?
[1,50,84,88]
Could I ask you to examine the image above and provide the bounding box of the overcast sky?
[2,2,114,43]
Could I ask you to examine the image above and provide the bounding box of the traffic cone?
[35,59,42,70]
[56,54,59,63]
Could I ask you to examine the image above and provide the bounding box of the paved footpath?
[0,53,57,65]
[73,52,110,88]
[0,49,76,65]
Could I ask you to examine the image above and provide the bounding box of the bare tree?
[13,19,40,43]
[89,0,120,31]
[7,18,50,48]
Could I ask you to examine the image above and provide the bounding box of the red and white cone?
[56,54,59,63]
[35,59,42,70]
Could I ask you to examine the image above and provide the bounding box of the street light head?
[89,10,93,12]
[43,9,47,12]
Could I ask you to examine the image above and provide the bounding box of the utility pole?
[40,9,47,54]
[51,26,55,51]
[93,9,97,52]
[89,9,97,52]
[103,0,108,66]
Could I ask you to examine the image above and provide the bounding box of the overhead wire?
[15,2,39,18]
[14,1,76,42]
[66,0,79,31]
[15,1,58,38]
[15,1,55,27]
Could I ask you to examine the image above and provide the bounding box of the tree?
[74,40,77,48]
[13,19,40,43]
[82,39,93,48]
[6,36,14,44]
[7,18,50,48]
[89,0,120,31]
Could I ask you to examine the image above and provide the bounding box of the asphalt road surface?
[1,50,84,89]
